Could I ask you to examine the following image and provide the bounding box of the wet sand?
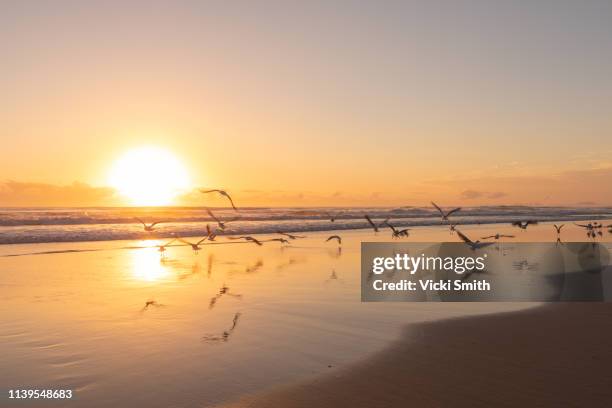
[222,303,612,408]
[0,221,610,407]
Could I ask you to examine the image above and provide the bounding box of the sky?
[1,0,611,207]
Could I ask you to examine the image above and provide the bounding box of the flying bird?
[431,202,461,221]
[553,224,564,234]
[384,221,410,238]
[326,235,342,245]
[324,211,344,222]
[364,215,379,232]
[178,237,209,253]
[200,189,238,211]
[229,236,263,246]
[276,231,306,240]
[268,238,290,244]
[205,224,217,241]
[157,238,175,257]
[481,233,515,240]
[206,208,226,230]
[456,230,494,250]
[575,222,600,238]
[134,217,164,232]
[512,220,538,230]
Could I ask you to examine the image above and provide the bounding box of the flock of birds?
[138,190,610,343]
[135,189,612,258]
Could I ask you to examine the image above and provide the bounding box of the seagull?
[511,220,538,230]
[324,211,344,222]
[553,224,564,234]
[206,224,217,241]
[134,217,164,232]
[276,231,306,240]
[431,202,461,221]
[178,237,209,253]
[326,235,342,245]
[384,220,410,238]
[268,238,290,245]
[229,236,263,246]
[575,222,599,238]
[456,230,494,250]
[200,189,238,211]
[364,215,379,232]
[157,238,175,257]
[481,233,515,240]
[206,208,226,230]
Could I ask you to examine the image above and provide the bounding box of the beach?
[1,221,611,407]
[222,303,612,408]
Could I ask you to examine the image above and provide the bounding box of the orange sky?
[1,2,611,207]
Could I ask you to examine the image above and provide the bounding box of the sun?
[108,146,190,206]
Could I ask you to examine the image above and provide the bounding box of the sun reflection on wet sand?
[129,242,172,282]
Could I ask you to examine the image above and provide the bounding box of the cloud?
[460,190,507,200]
[460,190,483,199]
[486,191,507,199]
[0,181,117,206]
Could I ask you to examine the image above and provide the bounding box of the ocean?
[1,206,610,245]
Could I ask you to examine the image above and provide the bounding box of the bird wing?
[364,215,376,227]
[481,236,495,239]
[200,189,220,194]
[149,221,163,227]
[456,230,474,245]
[384,221,397,233]
[445,207,462,217]
[364,215,378,231]
[206,208,220,222]
[197,237,208,245]
[526,220,538,225]
[431,201,444,216]
[574,223,589,228]
[163,238,175,246]
[500,235,515,238]
[178,238,194,245]
[224,194,238,211]
[134,217,146,226]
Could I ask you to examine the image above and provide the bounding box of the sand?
[221,303,612,408]
[1,221,610,407]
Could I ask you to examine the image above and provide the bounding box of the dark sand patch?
[221,303,612,408]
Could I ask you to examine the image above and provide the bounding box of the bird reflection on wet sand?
[209,284,243,309]
[141,300,165,312]
[202,313,242,344]
[244,260,264,274]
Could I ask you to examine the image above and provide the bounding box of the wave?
[0,206,610,245]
